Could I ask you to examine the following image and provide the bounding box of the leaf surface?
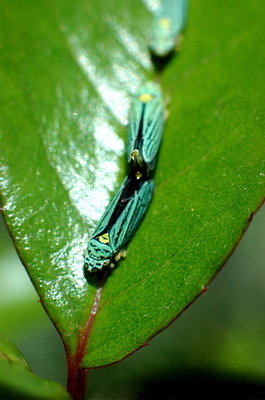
[0,0,264,367]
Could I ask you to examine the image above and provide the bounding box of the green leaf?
[0,334,70,399]
[0,0,264,370]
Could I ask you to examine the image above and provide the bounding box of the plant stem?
[66,273,107,399]
[67,364,88,400]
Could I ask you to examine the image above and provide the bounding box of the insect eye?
[103,260,110,267]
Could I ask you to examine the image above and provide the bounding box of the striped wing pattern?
[110,180,154,252]
[142,99,164,167]
[92,178,127,238]
[127,92,164,169]
[127,102,142,163]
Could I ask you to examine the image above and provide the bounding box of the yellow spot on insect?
[159,17,171,29]
[98,233,110,244]
[131,149,139,160]
[131,149,143,166]
[139,93,153,103]
[135,171,142,180]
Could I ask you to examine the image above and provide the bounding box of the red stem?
[67,273,107,400]
[67,364,88,400]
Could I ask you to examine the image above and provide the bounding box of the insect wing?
[110,180,154,252]
[127,87,164,169]
[92,178,127,238]
[141,97,164,168]
[179,0,188,33]
[127,99,143,164]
